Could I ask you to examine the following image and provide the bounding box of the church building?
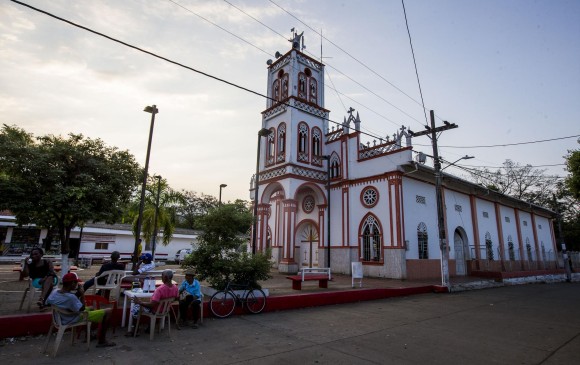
[250,31,558,281]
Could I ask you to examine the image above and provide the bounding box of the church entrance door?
[298,224,319,268]
[454,228,468,276]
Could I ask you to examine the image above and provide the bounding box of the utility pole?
[409,110,458,289]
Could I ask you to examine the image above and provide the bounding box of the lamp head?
[220,184,227,188]
[258,128,272,136]
[144,105,158,114]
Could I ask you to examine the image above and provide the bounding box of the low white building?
[0,215,199,262]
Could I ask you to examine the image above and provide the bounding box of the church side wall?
[443,189,475,259]
[402,177,439,260]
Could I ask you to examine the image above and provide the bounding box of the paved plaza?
[0,281,578,364]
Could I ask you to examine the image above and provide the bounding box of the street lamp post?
[251,128,272,255]
[132,105,158,267]
[219,184,227,206]
[437,154,474,288]
[151,175,162,261]
[321,155,331,267]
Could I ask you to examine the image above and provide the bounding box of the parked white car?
[175,248,192,263]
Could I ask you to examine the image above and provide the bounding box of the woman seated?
[21,247,58,310]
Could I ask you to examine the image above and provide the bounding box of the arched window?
[281,74,289,99]
[277,123,286,163]
[525,237,533,261]
[312,127,321,157]
[485,232,494,261]
[507,235,515,261]
[330,156,341,179]
[297,122,309,162]
[272,79,280,103]
[309,78,317,104]
[360,215,382,262]
[418,222,428,259]
[298,72,307,99]
[265,128,275,166]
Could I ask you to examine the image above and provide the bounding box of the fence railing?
[468,245,562,272]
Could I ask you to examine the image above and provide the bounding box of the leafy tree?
[468,159,560,204]
[176,191,218,229]
[131,176,186,251]
[182,203,270,289]
[564,144,580,200]
[0,125,141,267]
[469,158,579,251]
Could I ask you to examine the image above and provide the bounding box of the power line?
[170,0,425,128]
[460,163,566,169]
[268,0,428,116]
[401,0,428,126]
[166,0,272,57]
[9,0,391,144]
[436,134,580,149]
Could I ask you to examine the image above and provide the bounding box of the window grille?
[361,215,381,262]
[417,222,428,259]
[485,232,494,260]
[507,236,515,261]
[416,195,426,204]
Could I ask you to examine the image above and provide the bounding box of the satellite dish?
[275,51,282,59]
[266,59,273,65]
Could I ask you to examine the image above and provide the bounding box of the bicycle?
[209,282,267,318]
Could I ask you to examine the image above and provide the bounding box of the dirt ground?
[0,261,188,316]
[0,259,437,316]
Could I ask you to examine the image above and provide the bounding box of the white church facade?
[250,31,559,280]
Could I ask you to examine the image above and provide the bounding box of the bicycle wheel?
[245,288,266,314]
[210,290,236,318]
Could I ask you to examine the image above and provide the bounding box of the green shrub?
[181,204,271,289]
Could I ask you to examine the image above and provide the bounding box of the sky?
[1,0,579,202]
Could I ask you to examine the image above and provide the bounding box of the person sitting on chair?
[132,253,155,275]
[128,269,178,335]
[21,247,58,310]
[46,272,116,348]
[83,251,125,297]
[178,269,202,328]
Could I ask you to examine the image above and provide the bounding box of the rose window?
[303,195,315,213]
[361,187,379,208]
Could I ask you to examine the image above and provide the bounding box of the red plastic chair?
[84,294,118,334]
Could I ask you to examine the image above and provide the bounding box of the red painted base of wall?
[470,269,565,280]
[0,286,436,339]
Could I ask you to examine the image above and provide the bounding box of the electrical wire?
[9,0,396,144]
[438,135,580,149]
[401,0,428,126]
[268,0,428,115]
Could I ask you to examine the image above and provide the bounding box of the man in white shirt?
[133,253,155,274]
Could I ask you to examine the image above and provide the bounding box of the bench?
[286,267,332,290]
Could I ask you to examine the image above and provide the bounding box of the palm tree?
[132,176,186,251]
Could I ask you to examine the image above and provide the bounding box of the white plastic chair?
[43,306,91,357]
[92,270,126,300]
[134,297,175,340]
